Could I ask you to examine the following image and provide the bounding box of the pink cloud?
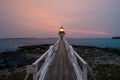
[0,0,117,38]
[67,29,109,35]
[0,0,68,30]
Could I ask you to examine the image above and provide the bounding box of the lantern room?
[59,26,65,40]
[59,26,65,34]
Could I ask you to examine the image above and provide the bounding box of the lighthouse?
[59,26,65,40]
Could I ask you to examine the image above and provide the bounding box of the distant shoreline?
[112,37,120,39]
[0,44,120,54]
[0,38,120,53]
[0,38,57,40]
[1,44,120,56]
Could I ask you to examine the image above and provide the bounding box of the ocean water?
[0,38,120,52]
[0,38,57,53]
[67,38,120,48]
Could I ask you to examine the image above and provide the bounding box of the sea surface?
[0,38,120,53]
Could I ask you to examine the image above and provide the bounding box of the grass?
[0,71,26,80]
[92,64,120,80]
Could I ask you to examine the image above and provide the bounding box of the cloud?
[0,0,120,38]
[0,0,70,38]
[0,0,68,28]
[67,29,109,35]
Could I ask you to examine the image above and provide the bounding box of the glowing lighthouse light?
[59,26,65,40]
[60,28,64,32]
[59,26,64,32]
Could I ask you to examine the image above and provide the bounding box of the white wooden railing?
[24,40,60,80]
[64,39,96,80]
[24,38,96,80]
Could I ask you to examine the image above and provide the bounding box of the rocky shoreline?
[73,45,120,80]
[0,44,120,80]
[0,44,50,80]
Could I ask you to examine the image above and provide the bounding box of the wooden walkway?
[44,40,77,80]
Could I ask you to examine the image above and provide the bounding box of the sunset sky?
[0,0,120,38]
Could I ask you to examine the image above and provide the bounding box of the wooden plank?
[51,50,60,80]
[63,45,70,80]
[44,40,77,80]
[58,42,64,80]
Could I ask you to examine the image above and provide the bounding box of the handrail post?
[26,64,38,80]
[33,72,37,80]
[82,64,88,80]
